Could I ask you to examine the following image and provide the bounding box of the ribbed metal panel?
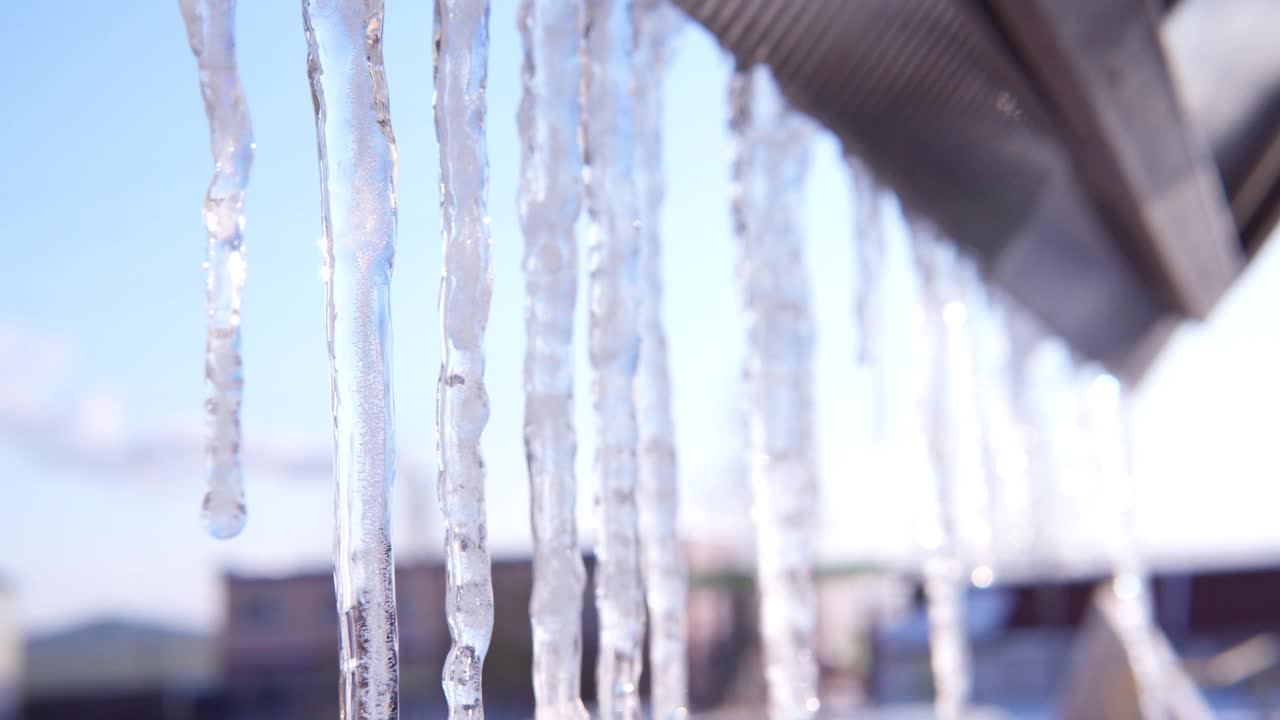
[675,0,1173,377]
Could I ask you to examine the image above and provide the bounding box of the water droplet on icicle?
[201,479,246,539]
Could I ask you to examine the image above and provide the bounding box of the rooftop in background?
[23,619,216,700]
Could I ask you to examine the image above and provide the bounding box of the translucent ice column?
[582,0,646,717]
[302,1,400,717]
[633,3,688,719]
[1084,372,1164,720]
[846,157,886,371]
[180,0,254,540]
[967,289,1035,574]
[518,0,589,718]
[729,64,821,720]
[435,1,496,718]
[909,228,975,720]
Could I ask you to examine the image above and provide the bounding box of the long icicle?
[968,288,1035,576]
[632,3,688,719]
[302,1,400,718]
[846,157,885,370]
[909,227,974,720]
[939,260,997,585]
[582,0,647,717]
[181,0,253,540]
[517,0,589,718]
[729,64,821,720]
[434,1,496,719]
[1011,318,1079,571]
[1083,372,1165,720]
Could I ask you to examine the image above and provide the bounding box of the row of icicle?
[181,0,691,718]
[181,1,1173,719]
[855,170,1172,717]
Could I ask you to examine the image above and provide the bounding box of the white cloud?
[0,318,375,481]
[73,389,127,451]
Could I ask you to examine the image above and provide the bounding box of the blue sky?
[1,2,1278,633]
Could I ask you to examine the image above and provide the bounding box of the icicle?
[180,0,253,540]
[302,1,400,718]
[1020,330,1096,572]
[1009,323,1060,569]
[518,0,588,718]
[846,158,893,444]
[434,1,496,719]
[581,1,647,717]
[920,556,970,720]
[846,157,886,370]
[968,288,1035,576]
[908,226,975,720]
[728,65,821,720]
[937,262,995,581]
[632,3,688,720]
[1082,372,1165,720]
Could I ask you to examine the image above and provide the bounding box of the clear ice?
[920,557,970,720]
[180,0,253,540]
[967,289,1035,573]
[932,248,996,580]
[434,1,496,719]
[517,0,589,718]
[302,1,400,717]
[728,65,821,720]
[1082,372,1164,720]
[908,226,976,720]
[1012,320,1082,570]
[582,0,647,717]
[846,157,886,370]
[632,3,689,720]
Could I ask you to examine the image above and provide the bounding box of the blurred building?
[685,544,757,708]
[221,559,564,719]
[868,564,1280,715]
[682,547,912,712]
[20,619,218,719]
[219,547,757,717]
[13,544,922,719]
[220,562,448,719]
[0,581,18,720]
